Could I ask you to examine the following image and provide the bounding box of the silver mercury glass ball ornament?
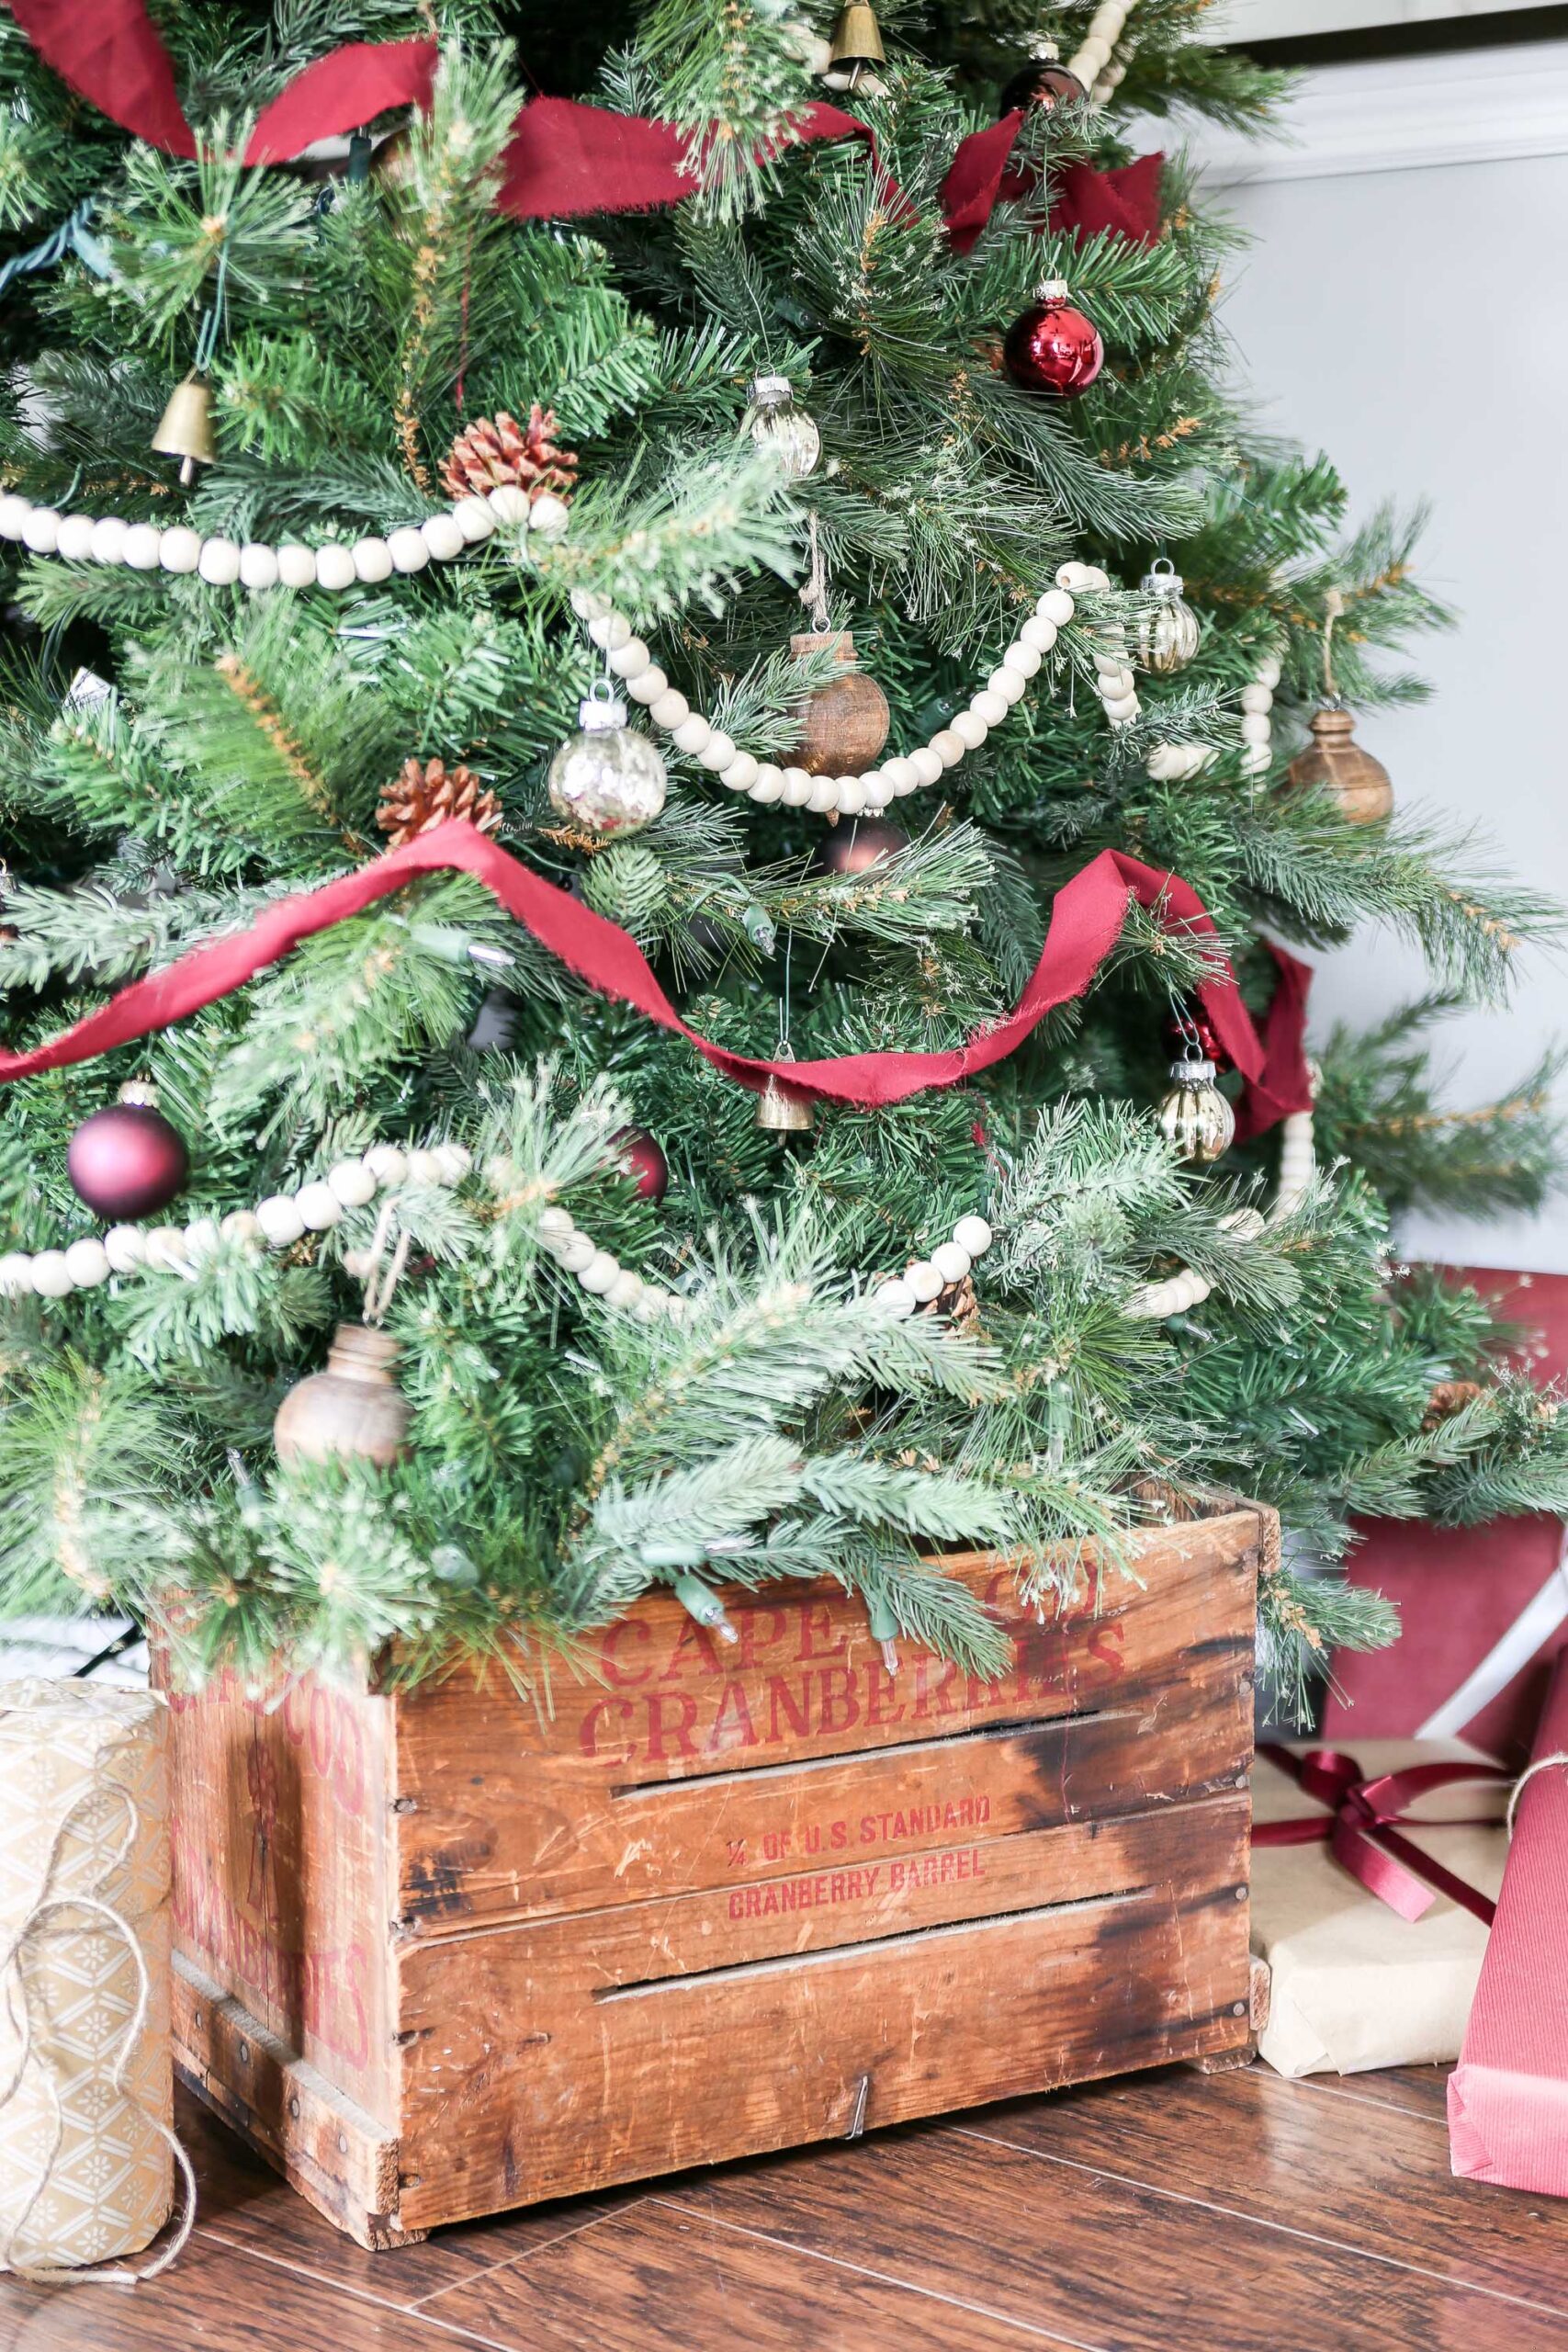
[745,374,822,481]
[1156,1050,1236,1168]
[1137,557,1202,675]
[547,680,667,838]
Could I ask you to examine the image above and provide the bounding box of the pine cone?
[441,405,580,506]
[1423,1377,1485,1431]
[377,757,502,848]
[921,1272,980,1331]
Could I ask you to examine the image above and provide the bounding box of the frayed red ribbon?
[1256,1743,1510,1926]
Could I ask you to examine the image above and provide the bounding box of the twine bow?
[0,1781,195,2287]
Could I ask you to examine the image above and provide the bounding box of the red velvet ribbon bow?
[1255,1743,1511,1926]
[6,2,1162,250]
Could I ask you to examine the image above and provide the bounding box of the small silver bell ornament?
[1137,557,1202,675]
[547,680,667,838]
[1156,1048,1235,1167]
[744,374,822,481]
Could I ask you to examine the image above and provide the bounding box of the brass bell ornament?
[1156,1050,1236,1168]
[151,372,216,488]
[756,1046,815,1134]
[822,3,886,92]
[1137,557,1202,675]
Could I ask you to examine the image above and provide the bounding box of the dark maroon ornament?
[67,1081,189,1220]
[1162,1004,1229,1075]
[1003,280,1103,400]
[614,1125,669,1204]
[998,59,1087,115]
[813,818,909,879]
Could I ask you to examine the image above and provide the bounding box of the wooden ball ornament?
[1287,706,1393,825]
[274,1322,412,1469]
[790,631,890,776]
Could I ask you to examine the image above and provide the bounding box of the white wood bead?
[1103,694,1140,723]
[570,587,611,620]
[971,690,1010,729]
[122,522,162,571]
[671,714,711,755]
[781,766,814,806]
[422,511,466,562]
[363,1144,406,1184]
[185,1218,220,1258]
[144,1229,189,1272]
[1075,42,1109,78]
[1241,712,1272,745]
[87,516,128,565]
[931,1241,971,1284]
[931,729,965,768]
[988,666,1027,707]
[953,1215,992,1258]
[951,709,987,752]
[538,1206,575,1238]
[909,746,943,787]
[626,665,667,706]
[605,1269,644,1309]
[239,542,280,590]
[31,1250,73,1297]
[434,1141,471,1182]
[220,1210,261,1242]
[721,751,759,793]
[256,1193,306,1246]
[1021,615,1058,654]
[579,1249,620,1295]
[198,537,242,585]
[103,1226,147,1272]
[295,1181,342,1230]
[907,1259,943,1305]
[0,495,29,538]
[314,542,356,591]
[609,637,651,680]
[697,729,736,772]
[633,1286,665,1321]
[529,492,570,538]
[0,1251,32,1295]
[327,1158,378,1207]
[21,506,60,554]
[1242,745,1272,775]
[649,687,689,730]
[388,525,431,573]
[749,764,784,804]
[63,1238,111,1289]
[880,756,916,793]
[453,495,497,543]
[159,525,203,573]
[55,514,96,562]
[1092,650,1125,676]
[836,776,866,815]
[405,1148,445,1184]
[487,484,531,526]
[876,1279,917,1317]
[538,1225,579,1261]
[807,775,839,813]
[589,613,633,651]
[1056,563,1091,590]
[863,772,894,809]
[1038,588,1075,627]
[558,1234,595,1272]
[274,543,317,588]
[1258,656,1283,690]
[1002,641,1042,679]
[352,537,393,582]
[1241,682,1273,715]
[1082,567,1111,590]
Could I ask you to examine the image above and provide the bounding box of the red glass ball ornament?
[67,1087,189,1220]
[614,1125,669,1205]
[1003,283,1103,400]
[813,819,909,879]
[998,60,1087,115]
[1163,1005,1229,1074]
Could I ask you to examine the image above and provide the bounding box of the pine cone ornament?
[1423,1377,1485,1430]
[377,757,502,848]
[441,405,580,507]
[922,1272,980,1331]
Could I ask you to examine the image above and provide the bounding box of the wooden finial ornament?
[1287,707,1393,825]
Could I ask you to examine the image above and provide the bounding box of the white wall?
[1180,41,1568,1271]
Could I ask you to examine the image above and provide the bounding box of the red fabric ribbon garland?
[6,1,1159,251]
[1255,1743,1511,1927]
[0,822,1312,1131]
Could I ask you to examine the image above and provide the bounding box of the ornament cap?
[1142,556,1185,599]
[790,628,860,668]
[325,1320,402,1377]
[748,373,795,408]
[1170,1054,1217,1086]
[117,1079,159,1108]
[1310,704,1358,739]
[1034,278,1072,304]
[578,679,629,733]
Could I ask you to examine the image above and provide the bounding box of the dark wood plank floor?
[6,2062,1564,2351]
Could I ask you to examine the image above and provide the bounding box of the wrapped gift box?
[1251,1737,1507,2078]
[1449,1653,1568,2194]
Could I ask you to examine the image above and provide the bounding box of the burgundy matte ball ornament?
[66,1081,189,1220]
[614,1125,669,1205]
[1003,280,1104,400]
[813,818,909,878]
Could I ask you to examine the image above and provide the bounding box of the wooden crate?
[159,1497,1269,2247]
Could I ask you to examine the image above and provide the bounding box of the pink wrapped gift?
[1449,1650,1568,2193]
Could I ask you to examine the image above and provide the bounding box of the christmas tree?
[1,0,1564,1718]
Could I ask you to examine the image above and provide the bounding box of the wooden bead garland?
[1124,1104,1315,1321]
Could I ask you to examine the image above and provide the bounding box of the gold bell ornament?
[1287,587,1393,825]
[151,371,215,488]
[822,3,886,93]
[1156,1047,1235,1168]
[1137,557,1202,675]
[274,1322,412,1469]
[755,1046,815,1134]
